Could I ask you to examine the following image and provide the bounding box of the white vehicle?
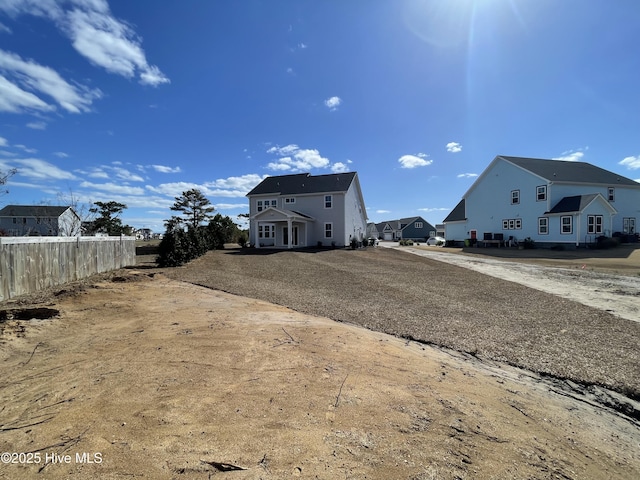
[426,236,446,246]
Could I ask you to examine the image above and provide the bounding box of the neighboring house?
[0,205,81,236]
[444,156,640,247]
[136,228,153,240]
[374,216,436,241]
[246,172,368,248]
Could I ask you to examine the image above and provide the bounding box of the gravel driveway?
[164,246,640,401]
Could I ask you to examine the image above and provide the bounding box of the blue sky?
[1,0,639,232]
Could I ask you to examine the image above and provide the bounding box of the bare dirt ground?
[0,246,639,479]
[392,243,640,323]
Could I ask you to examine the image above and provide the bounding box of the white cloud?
[214,203,249,210]
[207,173,268,192]
[54,151,69,158]
[268,144,299,156]
[0,22,11,34]
[324,96,341,111]
[26,120,47,129]
[151,164,181,173]
[376,210,391,214]
[398,153,432,169]
[0,73,56,113]
[79,181,144,195]
[446,142,462,153]
[0,136,7,147]
[0,0,170,87]
[267,144,330,172]
[553,147,588,162]
[146,174,267,199]
[619,155,640,170]
[15,144,37,153]
[114,167,144,182]
[418,207,450,213]
[331,162,350,173]
[298,42,307,49]
[267,161,292,171]
[13,158,77,180]
[457,173,478,178]
[0,49,102,113]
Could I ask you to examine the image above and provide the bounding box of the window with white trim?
[324,195,333,209]
[608,187,615,202]
[538,217,548,235]
[623,217,636,234]
[502,219,522,230]
[257,199,277,212]
[561,216,572,234]
[324,223,333,238]
[587,215,603,234]
[258,224,275,238]
[284,197,296,205]
[415,222,423,229]
[511,190,520,204]
[536,185,547,201]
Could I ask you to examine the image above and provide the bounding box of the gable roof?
[0,205,73,217]
[443,199,466,222]
[546,194,617,215]
[247,172,357,196]
[376,216,435,231]
[501,156,640,186]
[252,207,314,221]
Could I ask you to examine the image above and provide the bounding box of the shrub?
[238,234,247,248]
[595,236,620,249]
[157,229,190,267]
[522,237,535,249]
[399,239,414,246]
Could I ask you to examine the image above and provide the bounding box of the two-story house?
[444,156,640,247]
[373,216,437,241]
[0,205,81,236]
[246,172,368,248]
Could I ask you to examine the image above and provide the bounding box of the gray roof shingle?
[501,156,639,186]
[0,205,72,217]
[247,172,357,196]
[443,199,466,222]
[547,194,600,214]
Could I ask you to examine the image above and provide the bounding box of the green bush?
[399,239,414,246]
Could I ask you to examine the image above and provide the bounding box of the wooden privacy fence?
[0,236,136,302]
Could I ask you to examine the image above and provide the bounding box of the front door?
[283,226,299,246]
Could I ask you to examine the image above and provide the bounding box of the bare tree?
[0,168,17,196]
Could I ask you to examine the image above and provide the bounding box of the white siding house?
[0,205,82,236]
[444,156,640,247]
[246,172,368,248]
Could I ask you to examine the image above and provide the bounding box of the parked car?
[426,236,446,246]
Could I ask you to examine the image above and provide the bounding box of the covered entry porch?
[252,208,314,249]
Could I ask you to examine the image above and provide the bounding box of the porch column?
[255,221,260,248]
[287,218,293,249]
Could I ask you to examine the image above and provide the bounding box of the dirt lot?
[0,247,639,479]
